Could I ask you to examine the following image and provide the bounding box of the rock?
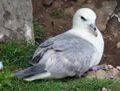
[106,68,119,79]
[85,64,120,79]
[117,42,120,48]
[82,0,117,31]
[116,66,120,71]
[85,71,96,79]
[106,14,120,39]
[106,65,114,69]
[96,70,106,79]
[0,0,34,43]
[101,87,108,91]
[42,0,53,6]
[104,0,120,65]
[86,70,106,79]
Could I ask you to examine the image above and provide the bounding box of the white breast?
[67,28,104,67]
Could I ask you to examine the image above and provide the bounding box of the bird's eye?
[80,16,87,21]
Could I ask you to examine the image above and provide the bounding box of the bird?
[15,8,104,81]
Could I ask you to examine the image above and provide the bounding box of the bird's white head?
[72,8,98,37]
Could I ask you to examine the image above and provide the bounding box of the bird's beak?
[89,24,98,37]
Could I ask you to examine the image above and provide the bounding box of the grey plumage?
[15,33,97,79]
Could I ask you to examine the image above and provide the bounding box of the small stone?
[112,32,118,38]
[101,87,108,91]
[116,66,120,71]
[107,65,114,69]
[104,64,114,70]
[106,68,119,79]
[96,70,106,79]
[85,71,96,79]
[117,42,120,48]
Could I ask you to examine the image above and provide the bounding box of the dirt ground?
[32,0,120,66]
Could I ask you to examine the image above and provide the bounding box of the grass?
[0,41,120,91]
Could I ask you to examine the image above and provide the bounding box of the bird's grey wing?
[45,35,97,77]
[29,37,55,65]
[30,33,74,65]
[30,33,97,77]
[16,34,97,80]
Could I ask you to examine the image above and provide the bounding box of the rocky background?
[0,0,34,43]
[32,0,120,66]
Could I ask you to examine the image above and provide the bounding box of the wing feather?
[30,33,97,77]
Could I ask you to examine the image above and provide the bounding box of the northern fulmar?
[15,8,104,81]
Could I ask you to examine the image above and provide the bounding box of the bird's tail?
[14,64,52,81]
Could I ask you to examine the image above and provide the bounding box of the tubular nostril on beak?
[89,24,98,37]
[90,24,96,32]
[94,27,96,31]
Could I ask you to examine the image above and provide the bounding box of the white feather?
[24,72,51,81]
